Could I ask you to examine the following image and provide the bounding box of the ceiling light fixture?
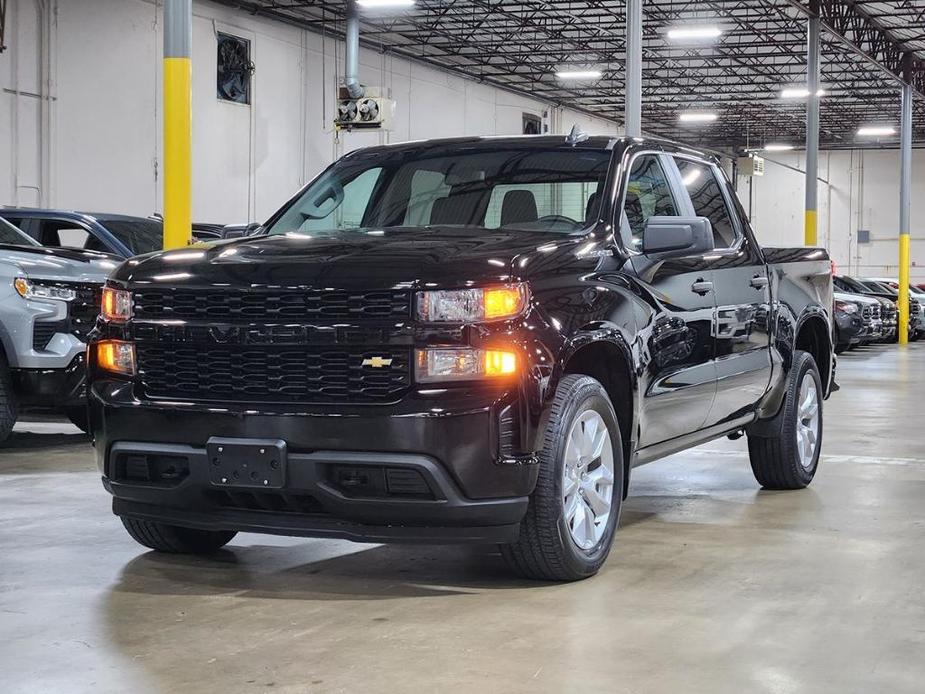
[555,69,604,80]
[763,144,795,151]
[357,0,415,8]
[666,26,722,40]
[781,87,826,98]
[679,112,718,123]
[857,125,896,136]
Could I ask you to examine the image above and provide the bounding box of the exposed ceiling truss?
[213,0,925,150]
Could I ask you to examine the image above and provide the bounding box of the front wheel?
[747,350,823,489]
[0,355,18,443]
[121,517,236,554]
[501,374,624,581]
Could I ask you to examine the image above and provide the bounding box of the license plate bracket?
[207,438,287,489]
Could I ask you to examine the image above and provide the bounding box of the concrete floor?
[2,344,924,694]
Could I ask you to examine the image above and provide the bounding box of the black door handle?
[750,275,769,289]
[691,279,714,295]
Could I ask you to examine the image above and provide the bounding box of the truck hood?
[0,244,120,283]
[834,291,882,307]
[116,227,593,288]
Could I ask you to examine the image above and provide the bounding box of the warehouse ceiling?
[215,0,925,151]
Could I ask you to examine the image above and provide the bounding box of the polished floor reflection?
[2,343,924,694]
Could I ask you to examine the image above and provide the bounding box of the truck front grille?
[136,344,411,403]
[70,284,103,340]
[133,288,412,323]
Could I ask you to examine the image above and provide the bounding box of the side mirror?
[642,216,715,260]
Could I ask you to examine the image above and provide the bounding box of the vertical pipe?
[163,0,192,250]
[804,5,820,246]
[343,2,364,99]
[898,76,913,345]
[624,0,642,138]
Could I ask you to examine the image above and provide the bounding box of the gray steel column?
[625,0,642,137]
[164,0,191,59]
[804,3,820,246]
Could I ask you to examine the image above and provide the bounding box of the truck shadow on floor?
[1,430,88,452]
[107,542,554,602]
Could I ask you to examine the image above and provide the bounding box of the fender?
[539,325,640,498]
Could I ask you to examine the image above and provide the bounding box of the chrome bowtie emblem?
[362,356,393,368]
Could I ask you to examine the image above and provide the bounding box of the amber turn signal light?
[96,340,135,376]
[483,286,528,320]
[101,287,132,322]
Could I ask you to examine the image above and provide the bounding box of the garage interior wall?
[744,149,925,284]
[1,0,620,225]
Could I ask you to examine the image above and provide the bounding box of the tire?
[121,517,236,554]
[65,406,90,434]
[747,350,823,490]
[0,354,18,443]
[501,374,624,581]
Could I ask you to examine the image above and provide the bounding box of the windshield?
[102,219,164,255]
[266,146,611,237]
[836,276,870,293]
[861,280,893,293]
[0,217,39,246]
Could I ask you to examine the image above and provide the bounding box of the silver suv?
[0,217,118,440]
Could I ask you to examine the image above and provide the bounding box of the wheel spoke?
[583,483,611,516]
[581,415,599,458]
[562,474,579,500]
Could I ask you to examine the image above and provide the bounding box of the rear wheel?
[747,350,823,489]
[121,517,236,554]
[501,374,624,581]
[0,354,18,443]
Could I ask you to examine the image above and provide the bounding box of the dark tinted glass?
[267,147,611,236]
[675,159,737,248]
[623,155,678,247]
[0,217,38,246]
[102,220,164,255]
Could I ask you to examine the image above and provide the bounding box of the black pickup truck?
[89,135,834,581]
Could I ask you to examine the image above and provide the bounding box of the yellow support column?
[163,0,192,250]
[804,209,817,247]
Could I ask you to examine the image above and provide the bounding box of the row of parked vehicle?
[0,208,255,441]
[833,275,925,352]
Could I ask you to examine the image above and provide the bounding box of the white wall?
[1,0,622,225]
[743,149,925,284]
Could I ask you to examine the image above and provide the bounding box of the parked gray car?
[0,217,118,440]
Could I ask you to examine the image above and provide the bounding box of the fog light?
[96,340,135,376]
[415,348,517,383]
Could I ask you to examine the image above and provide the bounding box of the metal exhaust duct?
[343,2,364,99]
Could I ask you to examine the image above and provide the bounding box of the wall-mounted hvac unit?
[737,155,765,177]
[335,87,395,131]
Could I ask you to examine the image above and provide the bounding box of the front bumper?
[91,380,539,544]
[11,353,87,409]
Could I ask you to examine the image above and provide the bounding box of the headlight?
[835,300,858,315]
[95,340,135,376]
[415,348,518,383]
[416,283,529,323]
[13,278,76,302]
[101,287,133,322]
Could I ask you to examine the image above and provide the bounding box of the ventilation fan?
[217,33,254,104]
